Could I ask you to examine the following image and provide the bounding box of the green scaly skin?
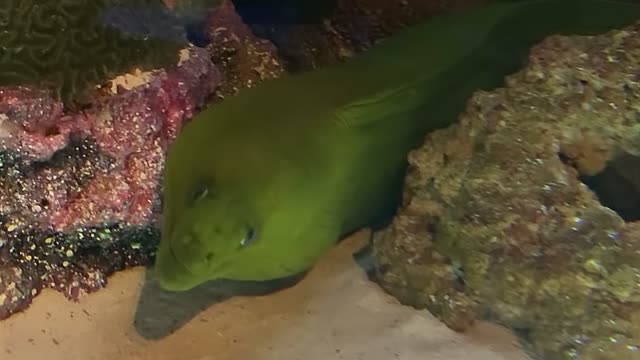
[155,0,640,291]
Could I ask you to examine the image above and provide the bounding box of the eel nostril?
[180,232,199,245]
[180,234,193,245]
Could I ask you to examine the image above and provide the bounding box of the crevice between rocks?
[560,151,640,222]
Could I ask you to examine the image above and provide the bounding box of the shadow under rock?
[132,266,306,340]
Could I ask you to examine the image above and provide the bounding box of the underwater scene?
[0,0,639,359]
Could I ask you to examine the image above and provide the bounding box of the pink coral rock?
[0,45,220,320]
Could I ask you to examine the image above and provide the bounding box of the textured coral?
[372,24,640,360]
[0,0,185,108]
[0,44,219,320]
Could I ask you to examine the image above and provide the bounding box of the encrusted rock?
[0,0,292,322]
[205,0,285,97]
[372,22,640,360]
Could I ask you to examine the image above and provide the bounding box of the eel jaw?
[154,240,206,292]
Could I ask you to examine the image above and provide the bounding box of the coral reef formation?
[0,44,219,320]
[371,23,640,360]
[0,0,185,108]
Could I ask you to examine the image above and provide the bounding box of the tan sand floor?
[0,230,530,360]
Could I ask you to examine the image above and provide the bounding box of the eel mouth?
[154,239,201,292]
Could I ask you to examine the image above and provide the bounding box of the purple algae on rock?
[0,44,220,320]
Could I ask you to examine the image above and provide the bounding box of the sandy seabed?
[0,230,529,360]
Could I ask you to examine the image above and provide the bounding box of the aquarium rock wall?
[371,22,640,360]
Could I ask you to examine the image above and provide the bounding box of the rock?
[0,44,219,320]
[372,22,640,360]
[204,0,286,97]
[233,0,488,71]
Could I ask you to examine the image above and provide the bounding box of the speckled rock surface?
[0,45,219,321]
[371,23,640,360]
[163,0,287,97]
[204,1,285,97]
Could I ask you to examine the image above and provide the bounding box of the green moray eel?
[155,0,640,291]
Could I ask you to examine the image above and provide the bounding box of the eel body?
[155,0,640,291]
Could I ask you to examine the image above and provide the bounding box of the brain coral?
[0,0,186,108]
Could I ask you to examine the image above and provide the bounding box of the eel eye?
[240,227,257,248]
[189,178,216,205]
[191,184,212,203]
